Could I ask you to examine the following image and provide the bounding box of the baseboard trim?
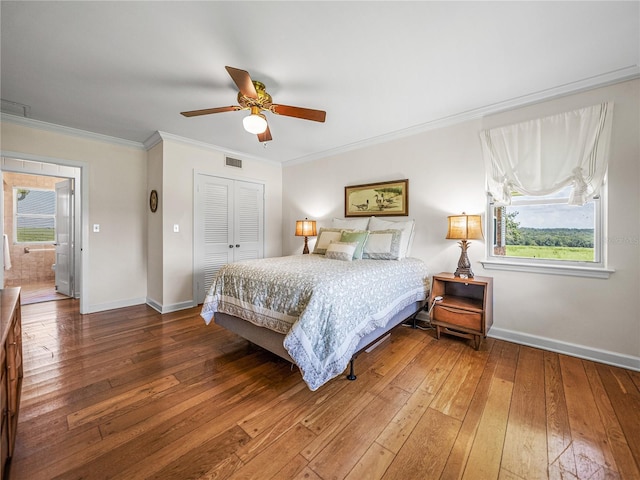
[146,298,163,313]
[145,298,196,314]
[489,327,640,372]
[86,297,147,314]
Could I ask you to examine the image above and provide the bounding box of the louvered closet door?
[194,175,264,303]
[233,181,264,262]
[196,176,234,303]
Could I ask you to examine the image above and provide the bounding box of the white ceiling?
[1,1,638,164]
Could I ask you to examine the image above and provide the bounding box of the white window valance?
[480,102,613,206]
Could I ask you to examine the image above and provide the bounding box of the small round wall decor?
[149,189,158,212]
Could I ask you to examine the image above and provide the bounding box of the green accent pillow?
[339,230,370,259]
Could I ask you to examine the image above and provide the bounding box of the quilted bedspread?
[201,254,428,390]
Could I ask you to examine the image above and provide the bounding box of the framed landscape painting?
[345,179,409,217]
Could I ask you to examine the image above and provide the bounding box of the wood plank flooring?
[8,299,640,479]
[18,281,70,305]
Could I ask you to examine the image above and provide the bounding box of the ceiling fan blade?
[181,106,241,117]
[257,125,272,142]
[225,66,258,98]
[271,104,326,122]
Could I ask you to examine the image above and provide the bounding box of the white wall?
[479,79,639,366]
[155,134,283,311]
[0,122,283,314]
[282,79,640,369]
[146,142,163,307]
[0,121,283,314]
[1,119,148,313]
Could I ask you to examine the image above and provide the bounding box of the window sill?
[480,259,615,279]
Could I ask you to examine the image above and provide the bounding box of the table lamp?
[446,213,483,278]
[295,218,317,254]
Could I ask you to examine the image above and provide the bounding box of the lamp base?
[454,240,474,278]
[303,236,310,254]
[454,266,474,278]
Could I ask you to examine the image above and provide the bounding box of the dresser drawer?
[1,366,6,416]
[0,418,8,479]
[7,329,18,383]
[6,324,21,414]
[1,350,7,474]
[12,316,21,343]
[433,304,482,331]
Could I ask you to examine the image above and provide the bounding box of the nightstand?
[430,273,493,350]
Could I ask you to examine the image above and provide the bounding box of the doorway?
[2,172,74,304]
[1,155,85,311]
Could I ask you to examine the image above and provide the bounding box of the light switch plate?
[173,224,179,233]
[93,224,100,233]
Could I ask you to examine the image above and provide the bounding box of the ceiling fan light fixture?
[181,67,326,142]
[243,107,268,134]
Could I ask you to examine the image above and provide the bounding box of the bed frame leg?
[408,310,419,329]
[346,358,357,381]
[409,300,428,328]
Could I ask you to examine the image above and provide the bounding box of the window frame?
[480,184,614,279]
[13,186,57,244]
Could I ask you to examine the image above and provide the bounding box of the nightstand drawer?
[433,304,482,331]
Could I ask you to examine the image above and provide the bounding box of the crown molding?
[145,131,279,166]
[283,65,640,166]
[143,131,163,150]
[0,113,146,150]
[3,64,637,167]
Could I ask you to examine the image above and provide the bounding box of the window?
[483,186,612,278]
[14,187,56,243]
[479,104,614,278]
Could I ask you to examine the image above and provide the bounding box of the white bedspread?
[201,255,428,390]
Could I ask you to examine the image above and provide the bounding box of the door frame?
[1,151,87,313]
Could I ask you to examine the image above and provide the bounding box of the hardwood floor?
[8,300,640,479]
[18,281,70,305]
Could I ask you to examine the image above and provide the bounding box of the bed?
[200,252,429,391]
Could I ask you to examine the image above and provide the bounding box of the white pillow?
[362,229,403,260]
[312,228,344,254]
[368,217,415,258]
[331,217,370,230]
[325,241,358,261]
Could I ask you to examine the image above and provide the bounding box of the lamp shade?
[295,219,317,237]
[446,214,484,240]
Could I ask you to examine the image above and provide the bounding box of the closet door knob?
[235,244,240,248]
[229,245,234,248]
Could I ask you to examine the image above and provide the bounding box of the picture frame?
[345,179,409,217]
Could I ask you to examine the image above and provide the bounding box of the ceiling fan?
[181,66,327,142]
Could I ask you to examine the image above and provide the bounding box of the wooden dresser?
[0,288,22,478]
